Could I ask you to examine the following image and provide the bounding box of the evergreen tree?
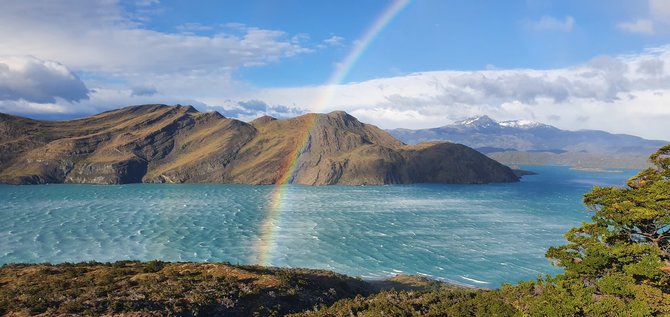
[543,144,670,314]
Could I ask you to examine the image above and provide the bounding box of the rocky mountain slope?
[388,115,668,169]
[0,105,518,185]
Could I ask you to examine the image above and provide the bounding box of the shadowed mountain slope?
[0,105,518,185]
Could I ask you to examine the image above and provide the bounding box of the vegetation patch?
[0,261,369,316]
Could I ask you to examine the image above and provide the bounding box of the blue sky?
[1,0,670,139]
[127,0,669,85]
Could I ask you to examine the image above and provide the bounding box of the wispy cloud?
[618,19,655,34]
[618,0,670,35]
[134,0,160,6]
[526,15,575,32]
[175,22,214,33]
[130,86,158,97]
[0,1,313,76]
[323,36,345,46]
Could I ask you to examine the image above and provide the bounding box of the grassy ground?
[0,261,373,316]
[0,261,520,316]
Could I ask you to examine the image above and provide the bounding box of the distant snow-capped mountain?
[452,115,498,129]
[387,116,667,158]
[449,115,551,131]
[498,119,548,129]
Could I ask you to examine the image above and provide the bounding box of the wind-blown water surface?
[0,166,635,287]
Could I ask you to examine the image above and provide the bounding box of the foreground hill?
[0,261,506,316]
[388,115,668,169]
[0,105,518,185]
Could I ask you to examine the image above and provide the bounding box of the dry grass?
[0,261,371,316]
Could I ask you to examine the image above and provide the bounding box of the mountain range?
[0,105,518,185]
[388,116,668,169]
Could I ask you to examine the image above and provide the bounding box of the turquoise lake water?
[0,166,636,287]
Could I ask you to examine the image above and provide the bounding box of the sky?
[1,0,670,140]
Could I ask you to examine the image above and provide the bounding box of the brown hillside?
[0,104,518,185]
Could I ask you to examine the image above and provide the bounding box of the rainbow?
[253,0,411,266]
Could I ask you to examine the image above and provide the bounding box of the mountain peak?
[250,115,277,126]
[324,110,356,121]
[453,115,498,128]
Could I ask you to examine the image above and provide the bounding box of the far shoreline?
[568,167,624,173]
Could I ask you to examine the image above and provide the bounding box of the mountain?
[388,116,668,169]
[0,105,518,185]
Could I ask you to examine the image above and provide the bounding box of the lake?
[0,165,636,287]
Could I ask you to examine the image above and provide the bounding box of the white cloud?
[618,19,655,34]
[323,36,345,46]
[200,100,304,121]
[618,0,670,35]
[176,22,214,33]
[0,85,209,119]
[291,33,311,44]
[0,56,89,103]
[527,16,574,32]
[0,100,67,116]
[135,0,160,6]
[0,1,312,76]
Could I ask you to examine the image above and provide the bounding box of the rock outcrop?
[0,105,519,185]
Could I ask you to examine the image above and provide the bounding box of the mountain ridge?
[388,115,668,169]
[390,115,667,151]
[0,105,519,185]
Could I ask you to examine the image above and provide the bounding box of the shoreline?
[568,167,624,173]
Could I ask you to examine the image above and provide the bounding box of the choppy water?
[0,165,635,287]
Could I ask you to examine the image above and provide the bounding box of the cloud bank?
[239,45,670,140]
[3,44,669,140]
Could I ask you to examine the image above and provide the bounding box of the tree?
[544,144,670,314]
